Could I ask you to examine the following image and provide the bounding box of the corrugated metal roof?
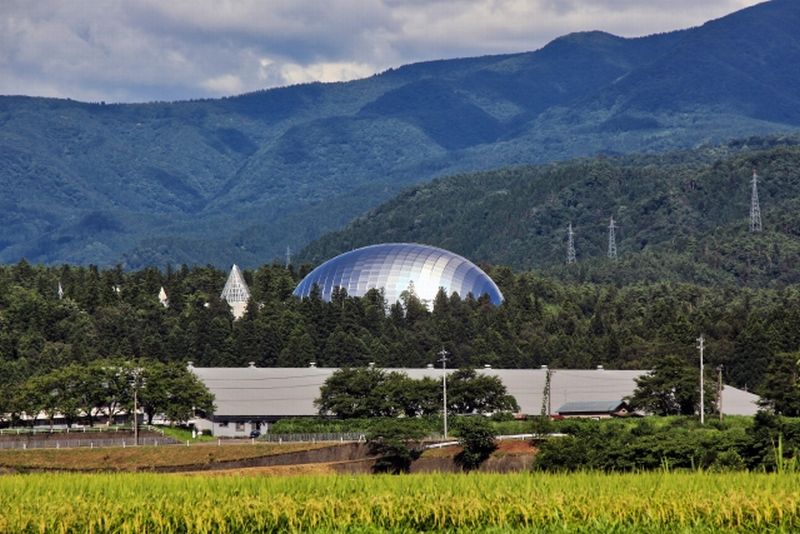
[557,400,627,414]
[190,367,761,418]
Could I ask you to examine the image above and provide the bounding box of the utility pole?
[438,348,449,440]
[607,217,618,260]
[697,335,705,425]
[750,169,762,233]
[717,365,724,422]
[566,223,577,265]
[541,367,553,417]
[130,368,144,446]
[134,384,139,446]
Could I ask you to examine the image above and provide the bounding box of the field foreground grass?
[1,472,799,532]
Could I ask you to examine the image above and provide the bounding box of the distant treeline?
[300,142,800,288]
[534,413,800,473]
[1,261,799,412]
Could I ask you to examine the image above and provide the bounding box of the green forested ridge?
[300,141,800,287]
[2,261,800,420]
[2,0,800,267]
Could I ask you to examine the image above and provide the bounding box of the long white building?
[190,365,761,437]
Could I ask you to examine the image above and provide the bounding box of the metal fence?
[0,425,164,436]
[0,436,178,450]
[0,425,172,450]
[0,432,364,450]
[259,432,366,443]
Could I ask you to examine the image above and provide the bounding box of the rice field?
[1,471,799,532]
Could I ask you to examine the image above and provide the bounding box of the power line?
[207,382,328,391]
[214,396,324,402]
[200,371,333,381]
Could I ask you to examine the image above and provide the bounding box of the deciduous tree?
[628,355,717,416]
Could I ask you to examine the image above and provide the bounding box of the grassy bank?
[1,472,798,532]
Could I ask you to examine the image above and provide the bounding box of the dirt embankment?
[0,442,337,473]
[1,439,537,476]
[157,443,371,473]
[221,440,538,476]
[182,440,537,476]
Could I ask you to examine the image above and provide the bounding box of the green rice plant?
[771,433,800,474]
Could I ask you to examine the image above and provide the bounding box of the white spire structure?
[750,169,762,233]
[285,246,292,269]
[607,216,618,260]
[566,223,577,265]
[57,281,64,300]
[221,264,251,320]
[158,286,169,308]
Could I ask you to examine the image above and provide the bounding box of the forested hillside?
[2,0,800,267]
[1,261,798,415]
[300,139,800,288]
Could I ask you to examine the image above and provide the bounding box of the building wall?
[193,418,265,438]
[191,367,762,422]
[559,413,614,419]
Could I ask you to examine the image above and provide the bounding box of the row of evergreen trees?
[1,260,799,415]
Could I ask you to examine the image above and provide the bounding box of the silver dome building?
[293,243,503,307]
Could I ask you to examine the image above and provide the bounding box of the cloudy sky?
[1,0,763,103]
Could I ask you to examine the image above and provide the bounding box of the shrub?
[711,449,746,471]
[453,417,497,471]
[366,419,429,474]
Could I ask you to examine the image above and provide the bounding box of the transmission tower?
[607,216,618,260]
[750,169,762,233]
[566,223,577,264]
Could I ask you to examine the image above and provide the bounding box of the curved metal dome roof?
[293,243,503,307]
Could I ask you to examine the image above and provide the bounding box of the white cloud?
[280,62,377,85]
[201,74,245,95]
[0,0,764,102]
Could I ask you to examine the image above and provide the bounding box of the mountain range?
[1,0,799,268]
